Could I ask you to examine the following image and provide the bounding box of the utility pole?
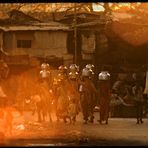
[74,3,77,64]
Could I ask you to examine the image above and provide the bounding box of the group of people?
[0,59,147,137]
[31,62,111,125]
[111,74,146,124]
[28,61,147,125]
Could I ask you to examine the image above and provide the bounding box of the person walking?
[79,67,97,124]
[132,81,144,124]
[85,64,97,123]
[79,76,90,124]
[98,71,111,124]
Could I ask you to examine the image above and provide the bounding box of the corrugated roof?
[0,22,70,31]
[72,20,106,28]
[31,21,69,27]
[0,26,69,31]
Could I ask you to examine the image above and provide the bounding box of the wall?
[3,30,68,58]
[81,31,95,60]
[3,32,13,52]
[34,31,67,57]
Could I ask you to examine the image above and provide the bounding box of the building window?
[17,40,31,48]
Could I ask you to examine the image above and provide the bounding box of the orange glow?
[111,21,148,46]
[15,124,25,130]
[114,6,119,10]
[0,106,23,138]
[92,2,141,12]
[49,89,53,93]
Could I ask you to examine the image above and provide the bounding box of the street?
[0,111,148,146]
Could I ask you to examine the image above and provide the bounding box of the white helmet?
[69,64,79,72]
[98,71,110,80]
[58,65,68,74]
[68,71,78,79]
[41,63,49,70]
[40,69,50,79]
[82,67,91,77]
[86,64,94,70]
[86,64,95,75]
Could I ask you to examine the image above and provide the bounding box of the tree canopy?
[0,3,146,13]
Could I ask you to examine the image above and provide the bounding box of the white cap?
[98,71,110,80]
[41,63,49,70]
[82,67,90,77]
[69,71,78,79]
[69,64,79,72]
[86,64,94,70]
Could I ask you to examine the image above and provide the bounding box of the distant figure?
[56,84,69,123]
[4,106,13,136]
[68,64,80,123]
[79,77,89,124]
[132,81,144,124]
[40,62,52,89]
[52,78,60,121]
[56,65,70,123]
[31,94,44,122]
[79,67,97,124]
[4,101,22,136]
[0,60,9,79]
[68,96,79,124]
[98,71,111,124]
[0,85,7,108]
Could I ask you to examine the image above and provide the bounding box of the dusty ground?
[0,111,148,146]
